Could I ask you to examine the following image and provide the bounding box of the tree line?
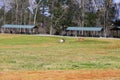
[0,0,115,35]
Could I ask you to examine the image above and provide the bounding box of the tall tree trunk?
[104,0,112,37]
[81,0,85,35]
[33,0,41,25]
[104,6,107,37]
[21,2,23,24]
[3,0,6,24]
[50,14,53,35]
[50,1,54,35]
[29,13,32,25]
[15,0,18,24]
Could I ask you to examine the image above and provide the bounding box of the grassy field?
[0,34,120,71]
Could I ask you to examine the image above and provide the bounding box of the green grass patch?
[0,34,120,71]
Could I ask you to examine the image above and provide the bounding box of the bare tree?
[50,1,54,35]
[81,0,85,27]
[33,0,42,25]
[3,0,6,25]
[104,0,112,37]
[15,0,18,24]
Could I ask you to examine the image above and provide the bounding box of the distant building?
[110,26,120,38]
[66,27,103,37]
[1,24,39,34]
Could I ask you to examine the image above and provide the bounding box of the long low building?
[1,24,39,34]
[110,26,120,38]
[66,27,103,37]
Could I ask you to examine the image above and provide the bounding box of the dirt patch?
[0,43,55,49]
[0,70,120,80]
[0,34,21,39]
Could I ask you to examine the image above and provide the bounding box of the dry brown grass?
[77,38,85,41]
[0,70,120,80]
[0,34,22,39]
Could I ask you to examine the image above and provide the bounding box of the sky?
[113,0,120,4]
[0,0,3,9]
[0,0,50,16]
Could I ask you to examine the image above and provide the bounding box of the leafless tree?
[33,0,42,25]
[3,0,6,24]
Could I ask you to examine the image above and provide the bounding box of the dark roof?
[111,27,120,30]
[2,24,35,29]
[66,27,103,31]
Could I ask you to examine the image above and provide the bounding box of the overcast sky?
[113,0,120,4]
[0,0,3,9]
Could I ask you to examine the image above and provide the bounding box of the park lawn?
[0,34,120,71]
